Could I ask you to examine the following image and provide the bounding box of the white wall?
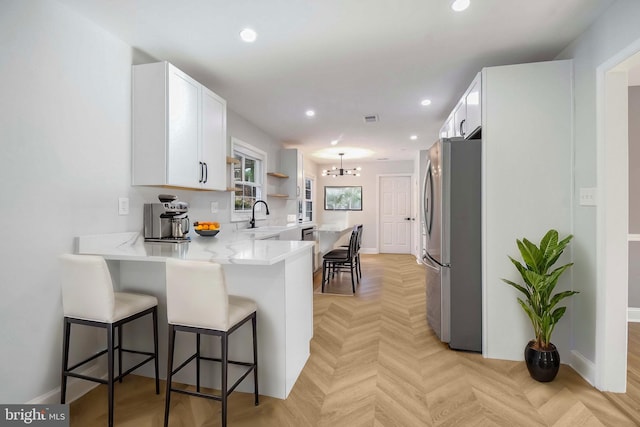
[314,160,414,252]
[555,0,640,369]
[0,0,289,403]
[0,0,135,403]
[482,60,573,362]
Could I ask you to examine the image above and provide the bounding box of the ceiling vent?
[363,114,379,123]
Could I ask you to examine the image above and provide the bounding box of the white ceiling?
[57,0,614,164]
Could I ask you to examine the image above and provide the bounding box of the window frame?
[303,175,314,222]
[324,186,363,211]
[230,137,267,223]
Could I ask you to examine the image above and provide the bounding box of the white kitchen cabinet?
[452,98,466,138]
[440,116,454,138]
[132,61,227,191]
[280,149,304,201]
[444,72,482,139]
[463,73,481,138]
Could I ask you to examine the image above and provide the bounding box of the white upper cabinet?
[132,61,227,190]
[444,72,482,139]
[200,86,227,190]
[440,115,454,138]
[280,148,304,201]
[452,98,466,138]
[463,73,481,138]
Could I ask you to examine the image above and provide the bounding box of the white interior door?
[379,175,412,253]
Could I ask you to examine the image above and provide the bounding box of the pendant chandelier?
[322,153,361,177]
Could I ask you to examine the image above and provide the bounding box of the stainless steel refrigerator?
[421,138,482,352]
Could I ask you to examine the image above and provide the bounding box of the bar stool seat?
[164,258,259,427]
[59,254,159,427]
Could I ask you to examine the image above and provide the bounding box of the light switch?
[118,197,130,215]
[210,202,218,213]
[579,188,596,206]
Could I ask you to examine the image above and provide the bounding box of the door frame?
[594,38,640,392]
[376,173,415,254]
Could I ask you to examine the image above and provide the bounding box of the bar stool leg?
[118,324,123,383]
[252,314,259,406]
[221,333,229,427]
[152,307,160,394]
[60,318,71,404]
[164,325,176,427]
[196,333,201,392]
[107,324,115,427]
[350,262,356,293]
[321,260,327,292]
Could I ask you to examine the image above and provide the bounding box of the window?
[324,186,362,211]
[304,177,314,222]
[230,138,267,222]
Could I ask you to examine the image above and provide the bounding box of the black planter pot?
[524,340,560,382]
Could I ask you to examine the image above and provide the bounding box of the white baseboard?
[628,307,640,322]
[569,349,596,387]
[28,362,104,405]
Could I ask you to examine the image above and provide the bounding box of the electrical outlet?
[579,187,596,206]
[118,197,129,215]
[210,202,218,213]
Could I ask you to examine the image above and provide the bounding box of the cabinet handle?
[199,162,204,183]
[460,119,466,137]
[204,162,208,183]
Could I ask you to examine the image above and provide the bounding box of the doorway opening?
[596,40,640,392]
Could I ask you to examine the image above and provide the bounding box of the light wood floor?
[604,322,640,424]
[70,254,638,426]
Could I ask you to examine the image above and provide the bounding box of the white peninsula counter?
[76,231,314,399]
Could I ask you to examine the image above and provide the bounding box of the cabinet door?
[200,87,227,190]
[453,99,466,138]
[464,73,481,138]
[440,116,454,138]
[281,149,302,200]
[167,65,200,187]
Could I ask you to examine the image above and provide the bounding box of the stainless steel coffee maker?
[143,194,190,243]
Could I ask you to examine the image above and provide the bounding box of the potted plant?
[502,229,578,382]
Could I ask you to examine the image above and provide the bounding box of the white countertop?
[317,224,353,233]
[76,230,314,265]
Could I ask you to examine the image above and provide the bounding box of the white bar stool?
[59,254,159,427]
[164,258,258,427]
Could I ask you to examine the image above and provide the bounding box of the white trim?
[628,307,640,322]
[27,363,104,404]
[629,234,640,241]
[594,38,640,392]
[570,350,596,387]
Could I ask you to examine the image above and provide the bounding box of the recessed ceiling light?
[240,28,257,43]
[410,135,418,140]
[305,110,316,117]
[331,140,339,145]
[451,0,470,12]
[420,99,432,106]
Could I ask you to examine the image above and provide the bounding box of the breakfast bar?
[76,231,314,399]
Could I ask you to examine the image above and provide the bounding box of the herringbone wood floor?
[70,254,638,426]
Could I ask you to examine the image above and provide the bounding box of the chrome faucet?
[249,200,270,228]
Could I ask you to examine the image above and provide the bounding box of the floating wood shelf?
[267,172,289,179]
[226,156,240,164]
[267,194,289,198]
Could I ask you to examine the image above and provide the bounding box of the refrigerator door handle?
[425,251,450,269]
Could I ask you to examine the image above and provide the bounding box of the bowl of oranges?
[193,221,221,237]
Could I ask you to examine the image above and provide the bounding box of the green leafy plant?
[502,229,578,351]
